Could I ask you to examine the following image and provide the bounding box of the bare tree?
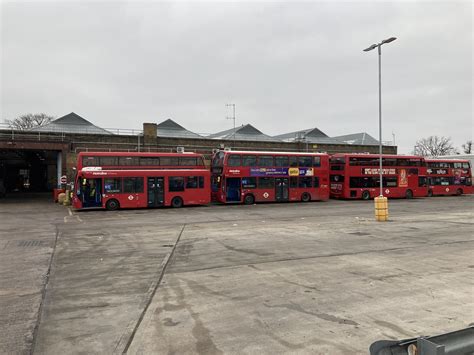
[462,140,472,154]
[413,136,458,157]
[4,113,55,130]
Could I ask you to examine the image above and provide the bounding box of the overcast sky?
[1,0,472,153]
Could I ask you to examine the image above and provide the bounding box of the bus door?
[225,177,241,202]
[275,178,289,202]
[80,177,102,208]
[147,177,164,207]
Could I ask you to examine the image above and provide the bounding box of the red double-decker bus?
[72,168,210,210]
[330,154,428,199]
[76,151,206,170]
[211,150,330,204]
[426,159,472,196]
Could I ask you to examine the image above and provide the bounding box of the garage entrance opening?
[0,149,60,194]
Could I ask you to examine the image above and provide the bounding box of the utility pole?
[226,103,236,148]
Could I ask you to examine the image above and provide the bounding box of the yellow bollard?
[63,188,71,206]
[374,196,388,221]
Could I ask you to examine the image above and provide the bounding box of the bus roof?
[77,151,203,157]
[79,168,210,177]
[425,158,470,163]
[331,153,422,160]
[218,150,328,156]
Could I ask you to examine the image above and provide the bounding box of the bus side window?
[289,157,298,167]
[169,177,185,192]
[186,176,198,189]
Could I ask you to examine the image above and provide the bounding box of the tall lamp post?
[363,36,397,197]
[226,103,236,148]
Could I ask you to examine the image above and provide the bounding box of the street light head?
[381,37,397,44]
[363,44,378,52]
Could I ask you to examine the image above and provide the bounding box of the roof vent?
[176,146,185,153]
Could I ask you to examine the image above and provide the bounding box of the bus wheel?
[427,189,433,197]
[243,194,255,205]
[456,188,463,196]
[301,192,311,202]
[361,191,370,200]
[106,199,120,211]
[171,197,183,208]
[405,189,413,199]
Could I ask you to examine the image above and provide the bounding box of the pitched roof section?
[209,124,281,142]
[156,119,202,138]
[275,127,342,144]
[333,132,379,145]
[31,112,113,135]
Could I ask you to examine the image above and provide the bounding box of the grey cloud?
[1,1,472,152]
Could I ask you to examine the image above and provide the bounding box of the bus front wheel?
[106,199,120,211]
[456,188,463,196]
[405,189,413,199]
[361,190,370,200]
[243,194,255,205]
[171,197,183,208]
[301,192,311,202]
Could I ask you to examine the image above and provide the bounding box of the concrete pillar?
[143,123,157,146]
[56,151,62,188]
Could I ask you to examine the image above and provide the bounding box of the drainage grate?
[17,240,46,247]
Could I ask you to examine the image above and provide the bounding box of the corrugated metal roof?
[31,112,113,135]
[156,119,203,138]
[275,127,343,144]
[209,124,281,142]
[333,132,379,145]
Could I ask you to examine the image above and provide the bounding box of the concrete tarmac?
[1,195,473,354]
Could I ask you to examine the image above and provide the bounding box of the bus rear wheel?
[405,189,413,199]
[361,190,370,200]
[171,197,183,208]
[456,188,463,196]
[427,189,433,197]
[301,192,311,202]
[106,199,120,211]
[243,194,255,205]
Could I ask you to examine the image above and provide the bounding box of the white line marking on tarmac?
[63,216,68,223]
[68,208,73,216]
